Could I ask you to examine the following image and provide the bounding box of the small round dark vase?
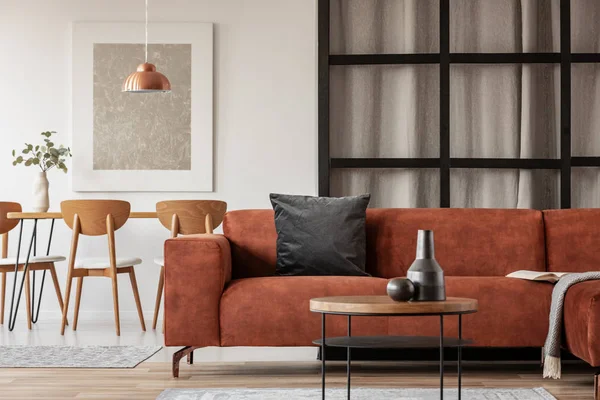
[387,278,415,302]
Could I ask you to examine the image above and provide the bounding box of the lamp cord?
[145,0,148,63]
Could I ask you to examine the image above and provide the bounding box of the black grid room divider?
[318,0,600,208]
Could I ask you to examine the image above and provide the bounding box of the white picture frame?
[71,22,213,192]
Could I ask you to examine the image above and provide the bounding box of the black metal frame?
[7,218,56,331]
[318,312,467,400]
[318,0,600,208]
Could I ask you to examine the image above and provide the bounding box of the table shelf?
[313,335,473,349]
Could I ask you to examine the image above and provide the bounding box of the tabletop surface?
[310,296,478,315]
[7,212,158,220]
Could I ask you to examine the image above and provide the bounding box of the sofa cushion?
[219,276,389,346]
[543,209,600,273]
[564,281,600,366]
[219,276,553,347]
[387,277,553,347]
[270,193,370,277]
[224,209,546,279]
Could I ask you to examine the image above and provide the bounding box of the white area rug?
[0,345,161,368]
[157,387,556,400]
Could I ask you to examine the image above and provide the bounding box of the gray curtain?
[329,0,600,209]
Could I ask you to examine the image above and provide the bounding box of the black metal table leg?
[31,219,54,324]
[7,219,37,331]
[31,220,37,322]
[322,313,326,400]
[440,315,444,400]
[458,314,462,400]
[347,315,351,400]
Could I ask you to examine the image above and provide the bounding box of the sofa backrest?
[223,208,546,279]
[543,209,600,273]
[223,210,278,279]
[364,208,545,277]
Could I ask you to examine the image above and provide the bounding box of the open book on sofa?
[506,270,569,283]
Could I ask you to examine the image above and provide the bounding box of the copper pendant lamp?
[122,0,171,93]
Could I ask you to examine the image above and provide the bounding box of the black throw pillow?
[269,193,371,276]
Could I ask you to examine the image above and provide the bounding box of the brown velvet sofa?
[164,208,600,397]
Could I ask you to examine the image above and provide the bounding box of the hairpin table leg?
[31,219,55,324]
[7,219,37,331]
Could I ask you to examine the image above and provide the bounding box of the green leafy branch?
[12,131,72,173]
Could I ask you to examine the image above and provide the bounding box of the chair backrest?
[0,202,21,258]
[0,202,21,235]
[61,200,131,236]
[156,200,227,236]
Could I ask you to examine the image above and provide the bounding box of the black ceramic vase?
[406,230,446,301]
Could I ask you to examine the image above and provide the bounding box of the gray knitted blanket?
[543,272,600,379]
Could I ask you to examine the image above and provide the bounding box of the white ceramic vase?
[32,171,50,213]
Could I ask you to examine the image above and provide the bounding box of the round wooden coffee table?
[310,296,478,400]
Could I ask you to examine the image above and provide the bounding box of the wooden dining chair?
[60,200,145,336]
[153,200,227,330]
[0,202,67,329]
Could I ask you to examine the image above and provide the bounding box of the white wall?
[0,0,317,320]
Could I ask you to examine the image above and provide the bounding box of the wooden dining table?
[4,211,158,331]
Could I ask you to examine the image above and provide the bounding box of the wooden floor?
[0,319,596,399]
[0,361,595,399]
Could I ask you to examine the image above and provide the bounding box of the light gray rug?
[0,345,161,368]
[157,388,556,400]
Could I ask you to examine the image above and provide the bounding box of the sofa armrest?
[564,281,600,366]
[164,234,232,346]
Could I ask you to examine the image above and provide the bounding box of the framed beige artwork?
[71,22,213,191]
